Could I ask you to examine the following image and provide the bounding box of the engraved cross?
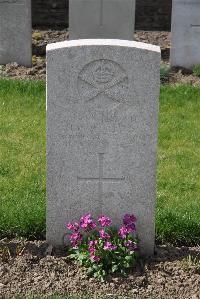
[77,153,125,203]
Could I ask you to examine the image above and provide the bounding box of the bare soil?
[0,239,200,299]
[0,30,200,86]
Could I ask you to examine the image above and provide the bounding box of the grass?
[193,64,200,77]
[0,79,46,239]
[157,85,200,245]
[0,79,200,246]
[160,64,171,84]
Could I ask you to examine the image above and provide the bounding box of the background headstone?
[69,0,136,40]
[46,39,160,256]
[171,0,200,68]
[32,0,172,31]
[0,0,32,67]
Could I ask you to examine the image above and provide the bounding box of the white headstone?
[171,0,200,68]
[69,0,136,40]
[46,39,160,256]
[0,0,32,67]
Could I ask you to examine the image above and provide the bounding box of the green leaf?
[125,255,132,261]
[112,264,118,273]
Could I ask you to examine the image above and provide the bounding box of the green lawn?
[157,85,200,245]
[0,80,46,239]
[0,79,200,245]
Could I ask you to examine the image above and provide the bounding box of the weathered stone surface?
[69,0,135,40]
[171,0,200,68]
[46,39,160,256]
[0,0,32,67]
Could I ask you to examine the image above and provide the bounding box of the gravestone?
[0,0,32,67]
[171,0,200,68]
[69,0,136,40]
[46,39,160,256]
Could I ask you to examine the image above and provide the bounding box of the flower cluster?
[118,214,137,239]
[69,232,83,249]
[98,215,112,227]
[80,213,96,230]
[66,213,138,279]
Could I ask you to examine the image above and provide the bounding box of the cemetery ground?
[0,28,200,299]
[0,78,200,299]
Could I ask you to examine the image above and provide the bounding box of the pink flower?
[98,215,112,227]
[124,240,138,251]
[90,254,101,263]
[66,222,79,231]
[126,222,136,232]
[119,214,137,239]
[99,229,110,240]
[88,240,98,247]
[88,240,99,254]
[89,247,96,253]
[103,242,117,251]
[118,226,131,239]
[70,232,83,242]
[80,213,96,230]
[123,214,137,226]
[69,232,83,248]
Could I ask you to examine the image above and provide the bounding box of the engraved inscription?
[191,24,200,28]
[191,24,200,33]
[78,59,129,104]
[77,153,125,205]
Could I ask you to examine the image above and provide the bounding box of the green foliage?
[160,64,171,84]
[193,64,200,77]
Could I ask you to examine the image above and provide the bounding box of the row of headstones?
[0,0,200,69]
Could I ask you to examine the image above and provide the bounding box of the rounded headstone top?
[46,39,160,53]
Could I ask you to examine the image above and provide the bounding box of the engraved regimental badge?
[78,59,129,104]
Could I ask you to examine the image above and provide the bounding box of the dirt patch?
[0,239,199,299]
[0,30,200,86]
[169,69,200,86]
[135,31,171,61]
